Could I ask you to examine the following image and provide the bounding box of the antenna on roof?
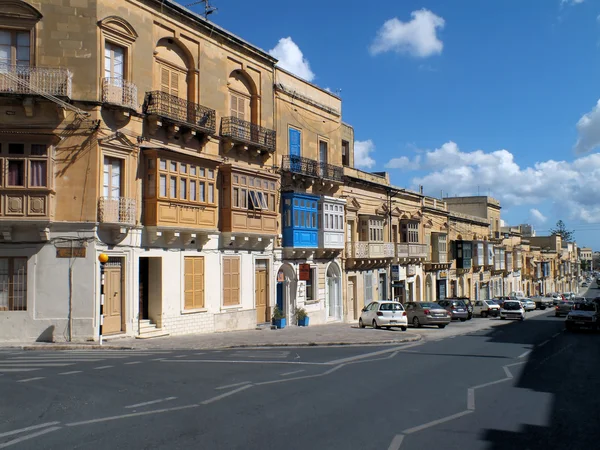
[185,0,218,20]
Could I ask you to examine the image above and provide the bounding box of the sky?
[179,0,600,250]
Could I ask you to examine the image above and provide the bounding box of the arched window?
[228,69,257,125]
[154,37,193,101]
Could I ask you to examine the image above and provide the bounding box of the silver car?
[404,302,452,328]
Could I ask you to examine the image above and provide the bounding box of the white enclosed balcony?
[102,77,138,110]
[318,196,346,249]
[0,64,72,98]
[98,196,136,225]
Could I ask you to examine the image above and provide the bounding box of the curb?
[2,345,135,351]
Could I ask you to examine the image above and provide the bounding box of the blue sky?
[180,0,600,249]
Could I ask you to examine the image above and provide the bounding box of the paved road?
[1,291,598,449]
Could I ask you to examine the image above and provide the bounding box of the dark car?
[437,299,469,321]
[555,301,574,317]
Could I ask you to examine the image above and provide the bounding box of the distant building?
[519,224,536,237]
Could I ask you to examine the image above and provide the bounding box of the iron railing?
[221,116,276,152]
[317,161,343,181]
[282,155,343,181]
[102,77,138,110]
[144,91,216,135]
[0,64,72,98]
[98,196,136,225]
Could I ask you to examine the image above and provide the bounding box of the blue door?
[276,281,284,311]
[289,128,301,172]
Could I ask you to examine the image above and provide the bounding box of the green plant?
[295,308,308,321]
[272,305,284,320]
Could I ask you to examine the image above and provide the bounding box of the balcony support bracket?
[183,129,196,143]
[147,115,160,135]
[1,228,12,241]
[22,97,35,118]
[39,227,50,242]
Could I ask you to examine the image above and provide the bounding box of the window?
[184,257,204,310]
[323,201,344,232]
[230,173,277,212]
[0,257,27,311]
[439,234,447,253]
[401,221,419,243]
[305,267,316,301]
[223,256,240,306]
[342,140,350,166]
[230,93,249,121]
[0,143,50,188]
[104,42,124,80]
[103,156,122,198]
[364,271,373,304]
[151,156,216,205]
[367,219,384,242]
[0,30,30,66]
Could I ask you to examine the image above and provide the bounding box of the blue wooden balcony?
[282,192,319,248]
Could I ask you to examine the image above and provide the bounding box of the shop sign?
[299,264,311,281]
[391,265,400,281]
[438,271,447,279]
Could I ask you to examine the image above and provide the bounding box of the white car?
[523,299,536,312]
[500,300,525,321]
[473,300,500,318]
[359,301,408,331]
[566,302,599,331]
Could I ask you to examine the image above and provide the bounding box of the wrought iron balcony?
[346,241,395,259]
[143,91,216,135]
[98,196,136,225]
[221,116,276,153]
[282,155,343,182]
[0,64,72,98]
[102,77,138,110]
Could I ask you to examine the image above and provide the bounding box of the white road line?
[59,371,82,375]
[215,381,251,390]
[467,388,475,410]
[124,361,142,365]
[195,353,206,356]
[538,340,550,347]
[0,363,72,367]
[201,384,253,405]
[387,434,405,450]
[402,410,474,434]
[518,350,532,359]
[17,377,44,383]
[280,370,305,377]
[160,359,325,366]
[124,397,177,409]
[0,368,39,373]
[552,332,561,338]
[5,359,102,363]
[0,422,60,439]
[152,358,165,361]
[173,355,188,358]
[0,426,61,449]
[94,365,113,370]
[326,342,422,365]
[66,404,200,427]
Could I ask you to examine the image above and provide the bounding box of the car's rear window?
[503,302,521,310]
[451,301,465,307]
[380,303,404,311]
[573,303,595,311]
[421,302,442,308]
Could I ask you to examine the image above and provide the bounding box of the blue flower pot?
[297,317,310,327]
[273,318,286,329]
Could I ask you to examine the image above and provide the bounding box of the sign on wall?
[438,271,447,279]
[407,265,416,276]
[391,265,400,281]
[299,264,311,281]
[56,247,86,258]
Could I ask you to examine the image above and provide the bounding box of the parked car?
[565,302,599,331]
[492,297,511,308]
[523,299,536,312]
[500,300,525,321]
[555,301,575,317]
[563,292,576,300]
[582,282,589,287]
[437,299,469,321]
[359,301,408,330]
[404,302,452,329]
[551,293,565,305]
[532,296,553,310]
[473,300,500,318]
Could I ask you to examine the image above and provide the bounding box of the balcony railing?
[282,155,343,182]
[144,91,216,135]
[98,196,136,225]
[0,64,72,98]
[221,116,276,153]
[346,242,395,259]
[102,77,138,110]
[397,243,428,258]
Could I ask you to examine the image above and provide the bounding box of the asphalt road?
[1,289,599,449]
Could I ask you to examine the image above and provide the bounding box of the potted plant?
[296,308,309,327]
[272,305,286,329]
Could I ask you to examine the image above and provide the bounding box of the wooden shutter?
[184,257,204,309]
[223,256,240,306]
[230,94,247,120]
[160,65,180,97]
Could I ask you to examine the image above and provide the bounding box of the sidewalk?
[2,323,421,351]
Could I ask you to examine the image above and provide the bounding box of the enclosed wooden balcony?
[221,117,276,154]
[396,243,428,260]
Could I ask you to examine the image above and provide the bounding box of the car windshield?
[573,303,595,311]
[485,301,496,306]
[503,302,521,310]
[380,303,404,311]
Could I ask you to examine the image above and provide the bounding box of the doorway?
[276,264,297,324]
[327,263,342,320]
[378,272,387,300]
[348,276,357,320]
[103,258,124,335]
[425,275,433,301]
[138,257,162,327]
[255,260,269,324]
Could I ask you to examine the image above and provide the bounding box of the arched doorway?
[416,275,421,301]
[154,37,194,101]
[425,275,433,301]
[276,264,296,323]
[327,263,342,320]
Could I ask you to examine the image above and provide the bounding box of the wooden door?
[103,262,123,334]
[348,279,356,320]
[255,268,268,323]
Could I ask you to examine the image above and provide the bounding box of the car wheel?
[359,318,365,329]
[372,320,379,329]
[520,316,525,321]
[541,306,546,310]
[481,311,488,318]
[412,317,421,328]
[438,324,446,329]
[500,316,505,320]
[400,326,407,331]
[460,318,467,322]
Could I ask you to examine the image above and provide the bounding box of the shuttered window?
[160,65,182,97]
[223,256,240,306]
[230,93,249,120]
[184,257,204,310]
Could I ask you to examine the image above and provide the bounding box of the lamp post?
[98,253,109,345]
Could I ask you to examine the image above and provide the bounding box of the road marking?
[280,370,305,377]
[402,410,474,434]
[0,363,72,367]
[215,381,251,390]
[174,355,188,358]
[17,377,44,383]
[0,422,60,439]
[326,342,422,365]
[387,434,405,450]
[94,365,113,370]
[59,371,82,375]
[552,332,561,338]
[0,426,61,449]
[159,359,325,366]
[195,353,205,356]
[467,388,475,410]
[124,361,142,365]
[125,397,177,409]
[518,350,532,359]
[66,404,200,427]
[201,384,253,405]
[152,358,165,361]
[0,368,39,373]
[5,359,102,363]
[538,340,550,347]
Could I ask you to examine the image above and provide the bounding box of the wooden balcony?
[396,243,428,260]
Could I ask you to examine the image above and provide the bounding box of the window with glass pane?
[7,160,23,186]
[105,42,124,80]
[199,182,205,202]
[9,144,24,154]
[169,176,176,198]
[0,257,27,311]
[147,174,156,197]
[306,268,315,301]
[208,183,214,203]
[180,178,187,200]
[170,162,177,172]
[159,174,166,196]
[103,157,122,198]
[0,31,30,66]
[30,160,46,187]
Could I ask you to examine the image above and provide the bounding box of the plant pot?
[273,318,286,329]
[297,317,309,327]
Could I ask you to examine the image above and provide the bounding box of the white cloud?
[386,141,600,223]
[573,99,600,154]
[385,155,421,170]
[370,9,445,58]
[530,208,548,224]
[354,140,376,169]
[268,37,315,82]
[561,0,584,5]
